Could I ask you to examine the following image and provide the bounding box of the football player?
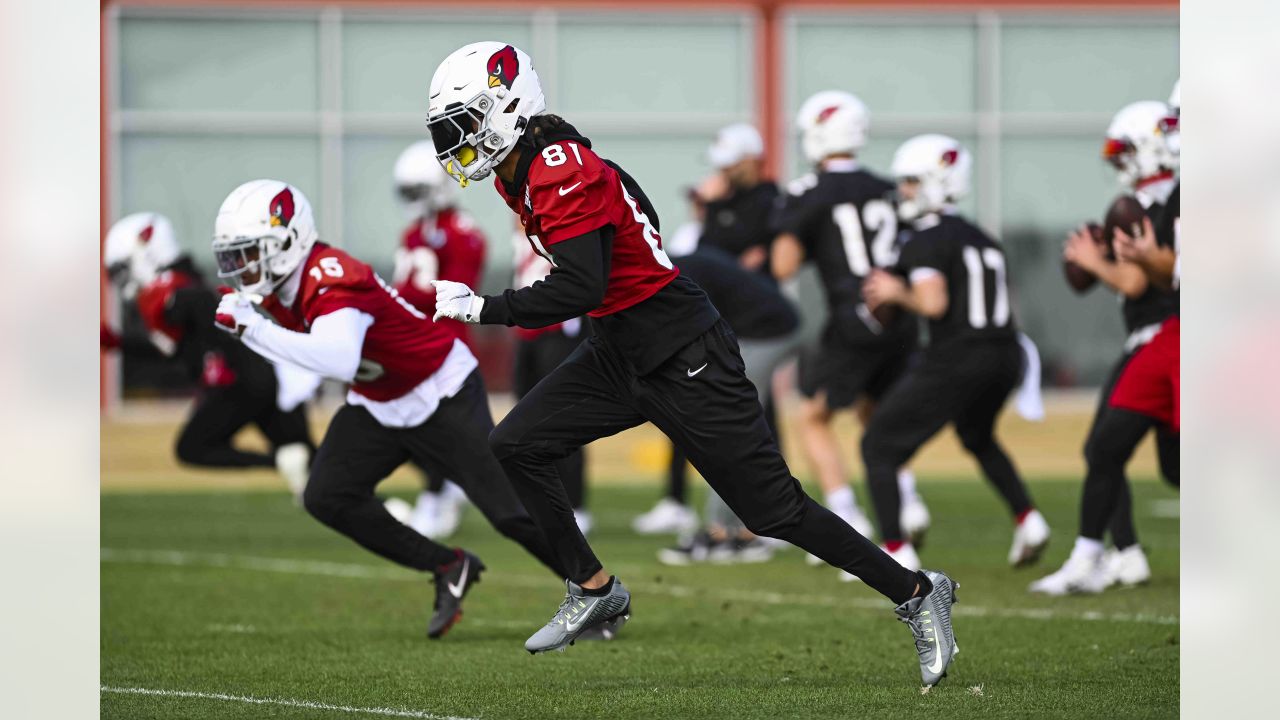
[510,220,592,535]
[771,91,930,556]
[861,135,1050,571]
[102,212,315,496]
[388,140,488,539]
[426,42,959,687]
[210,179,566,638]
[1033,94,1181,595]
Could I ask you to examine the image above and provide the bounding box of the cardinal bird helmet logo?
[269,188,295,228]
[486,45,519,89]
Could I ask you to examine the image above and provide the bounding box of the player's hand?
[214,290,262,338]
[862,268,907,310]
[1063,226,1106,272]
[430,280,484,323]
[1113,216,1157,264]
[739,245,767,271]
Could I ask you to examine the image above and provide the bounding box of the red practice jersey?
[136,268,194,352]
[495,140,677,318]
[393,207,486,344]
[262,243,455,402]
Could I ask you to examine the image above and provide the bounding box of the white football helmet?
[104,212,180,300]
[1103,100,1179,189]
[890,134,972,222]
[796,90,870,164]
[394,140,454,221]
[212,179,318,296]
[426,42,546,187]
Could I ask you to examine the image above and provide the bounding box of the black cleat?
[427,549,485,639]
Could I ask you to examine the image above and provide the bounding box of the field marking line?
[100,685,477,720]
[101,547,1178,627]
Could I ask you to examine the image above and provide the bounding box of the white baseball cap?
[707,123,764,169]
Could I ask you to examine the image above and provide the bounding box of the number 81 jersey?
[260,243,458,401]
[495,139,677,317]
[774,165,901,345]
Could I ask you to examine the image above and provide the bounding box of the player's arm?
[1063,226,1149,298]
[863,267,948,319]
[771,233,805,281]
[215,294,372,382]
[1114,216,1177,288]
[471,227,612,329]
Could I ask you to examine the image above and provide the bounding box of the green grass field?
[102,479,1178,720]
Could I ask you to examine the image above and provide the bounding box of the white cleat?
[383,497,413,524]
[407,491,441,538]
[574,509,594,537]
[1105,546,1152,587]
[835,507,876,540]
[1029,552,1112,595]
[1008,509,1051,567]
[901,498,931,548]
[274,443,310,504]
[843,542,921,582]
[631,497,699,535]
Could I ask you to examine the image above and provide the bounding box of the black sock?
[913,571,934,600]
[580,576,615,596]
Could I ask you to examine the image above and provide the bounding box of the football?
[1103,193,1146,252]
[1063,221,1104,293]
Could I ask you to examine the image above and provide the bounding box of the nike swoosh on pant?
[447,557,469,598]
[687,363,708,377]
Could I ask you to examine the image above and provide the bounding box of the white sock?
[896,468,918,503]
[825,486,859,520]
[1071,536,1105,562]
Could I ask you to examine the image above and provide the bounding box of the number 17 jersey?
[773,166,900,346]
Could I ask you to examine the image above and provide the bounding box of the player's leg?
[860,358,962,554]
[302,405,459,572]
[794,343,874,536]
[491,340,643,653]
[489,339,645,585]
[403,369,566,578]
[950,343,1048,566]
[856,349,930,546]
[1031,406,1155,595]
[1086,354,1143,551]
[173,387,276,468]
[643,323,925,601]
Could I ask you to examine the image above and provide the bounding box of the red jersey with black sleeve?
[393,207,487,344]
[261,243,455,402]
[485,122,720,375]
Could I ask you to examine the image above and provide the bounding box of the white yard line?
[100,686,477,720]
[101,547,1178,626]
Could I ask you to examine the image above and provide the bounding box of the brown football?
[1103,194,1147,256]
[1063,221,1104,293]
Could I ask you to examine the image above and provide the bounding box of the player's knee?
[860,430,905,476]
[1084,432,1127,472]
[174,434,208,466]
[301,475,343,526]
[958,429,995,456]
[487,418,528,462]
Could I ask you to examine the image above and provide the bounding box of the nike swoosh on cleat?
[687,363,708,377]
[558,182,583,196]
[564,605,594,633]
[447,557,469,598]
[927,634,945,674]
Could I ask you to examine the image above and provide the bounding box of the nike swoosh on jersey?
[558,182,583,196]
[687,363,708,377]
[447,557,470,598]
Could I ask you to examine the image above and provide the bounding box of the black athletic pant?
[1084,351,1180,549]
[862,339,1034,542]
[667,381,780,504]
[303,370,565,576]
[514,331,587,509]
[490,320,921,604]
[175,381,313,468]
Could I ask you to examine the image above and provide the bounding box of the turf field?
[102,476,1178,720]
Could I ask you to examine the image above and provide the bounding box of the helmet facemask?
[427,92,524,187]
[214,234,292,296]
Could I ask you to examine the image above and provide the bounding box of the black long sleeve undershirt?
[480,226,614,329]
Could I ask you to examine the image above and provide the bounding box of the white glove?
[214,291,263,337]
[430,280,484,323]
